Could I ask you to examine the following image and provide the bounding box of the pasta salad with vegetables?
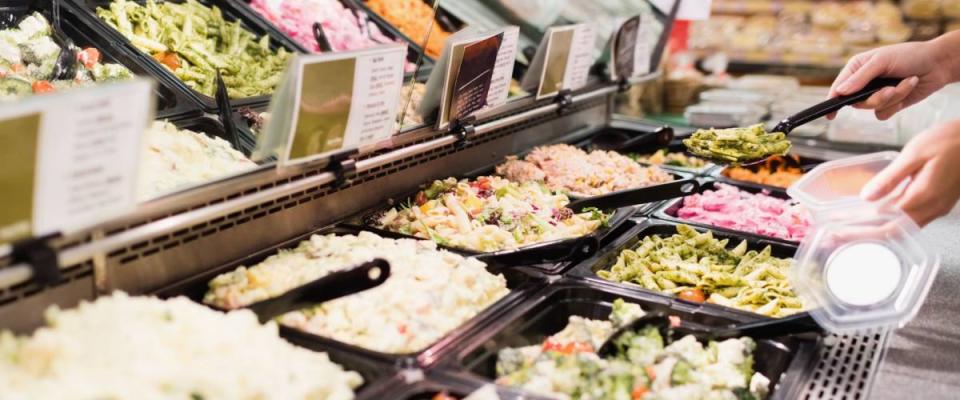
[598,225,804,318]
[373,176,609,252]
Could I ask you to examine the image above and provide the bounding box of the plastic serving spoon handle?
[215,72,243,151]
[245,258,390,322]
[597,312,820,356]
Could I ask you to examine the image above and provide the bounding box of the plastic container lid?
[787,152,940,333]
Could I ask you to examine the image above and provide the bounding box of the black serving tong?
[50,0,78,81]
[732,77,904,167]
[597,312,821,357]
[566,179,699,211]
[215,72,244,151]
[313,22,334,52]
[241,258,390,323]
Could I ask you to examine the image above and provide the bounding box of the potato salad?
[374,176,609,252]
[204,231,509,354]
[495,299,770,400]
[0,293,361,400]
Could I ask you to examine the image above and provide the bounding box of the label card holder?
[610,3,678,83]
[521,24,596,100]
[0,79,154,246]
[421,26,520,130]
[260,45,406,167]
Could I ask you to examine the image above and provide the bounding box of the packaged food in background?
[826,107,899,146]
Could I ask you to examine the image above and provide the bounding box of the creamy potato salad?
[139,121,256,201]
[0,293,361,400]
[205,231,509,354]
[496,299,770,400]
[374,176,609,252]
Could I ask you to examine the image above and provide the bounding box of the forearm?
[928,31,960,83]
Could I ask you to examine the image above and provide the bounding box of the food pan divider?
[436,279,823,400]
[567,218,811,322]
[710,155,827,193]
[3,0,203,119]
[70,0,306,112]
[226,0,434,79]
[151,223,547,369]
[652,179,804,246]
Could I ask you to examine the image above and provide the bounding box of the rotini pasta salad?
[598,225,804,318]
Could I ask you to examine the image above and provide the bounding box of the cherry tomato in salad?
[632,386,649,399]
[678,288,706,303]
[77,48,101,69]
[32,80,55,94]
[415,191,428,206]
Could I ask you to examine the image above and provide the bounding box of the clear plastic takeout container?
[787,152,940,333]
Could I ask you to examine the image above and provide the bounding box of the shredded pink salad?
[250,0,412,69]
[676,183,810,241]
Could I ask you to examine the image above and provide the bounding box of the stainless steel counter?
[872,205,960,399]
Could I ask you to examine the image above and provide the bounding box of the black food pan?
[442,280,821,400]
[712,154,825,192]
[73,0,306,112]
[568,218,810,321]
[152,223,544,368]
[653,180,807,245]
[0,0,201,119]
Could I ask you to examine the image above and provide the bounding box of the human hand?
[861,120,960,227]
[828,40,953,121]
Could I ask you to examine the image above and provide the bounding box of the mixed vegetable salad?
[0,12,131,99]
[97,0,291,98]
[598,225,804,318]
[683,124,791,165]
[495,299,771,399]
[373,176,610,252]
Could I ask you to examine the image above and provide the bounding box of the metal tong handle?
[772,77,904,134]
[246,258,390,322]
[215,72,243,151]
[567,179,699,211]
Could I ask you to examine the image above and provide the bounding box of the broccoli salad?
[0,12,132,99]
[374,176,609,252]
[495,299,770,400]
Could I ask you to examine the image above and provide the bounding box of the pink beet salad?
[676,183,810,241]
[250,0,414,71]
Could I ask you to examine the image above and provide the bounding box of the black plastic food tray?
[712,155,826,192]
[354,199,637,275]
[1,0,201,119]
[230,0,434,79]
[152,223,546,368]
[568,218,805,321]
[72,0,307,112]
[653,179,804,245]
[441,280,821,400]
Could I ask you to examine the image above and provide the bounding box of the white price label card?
[0,79,153,245]
[260,45,406,166]
[521,24,596,100]
[420,26,519,130]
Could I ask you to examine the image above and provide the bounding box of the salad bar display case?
[0,1,934,399]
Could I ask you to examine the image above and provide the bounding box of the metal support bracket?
[329,150,359,188]
[11,234,62,286]
[451,115,477,149]
[555,89,574,115]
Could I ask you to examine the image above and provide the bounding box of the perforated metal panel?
[800,330,890,400]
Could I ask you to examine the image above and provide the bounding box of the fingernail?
[837,82,852,94]
[908,76,919,86]
[860,181,880,200]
